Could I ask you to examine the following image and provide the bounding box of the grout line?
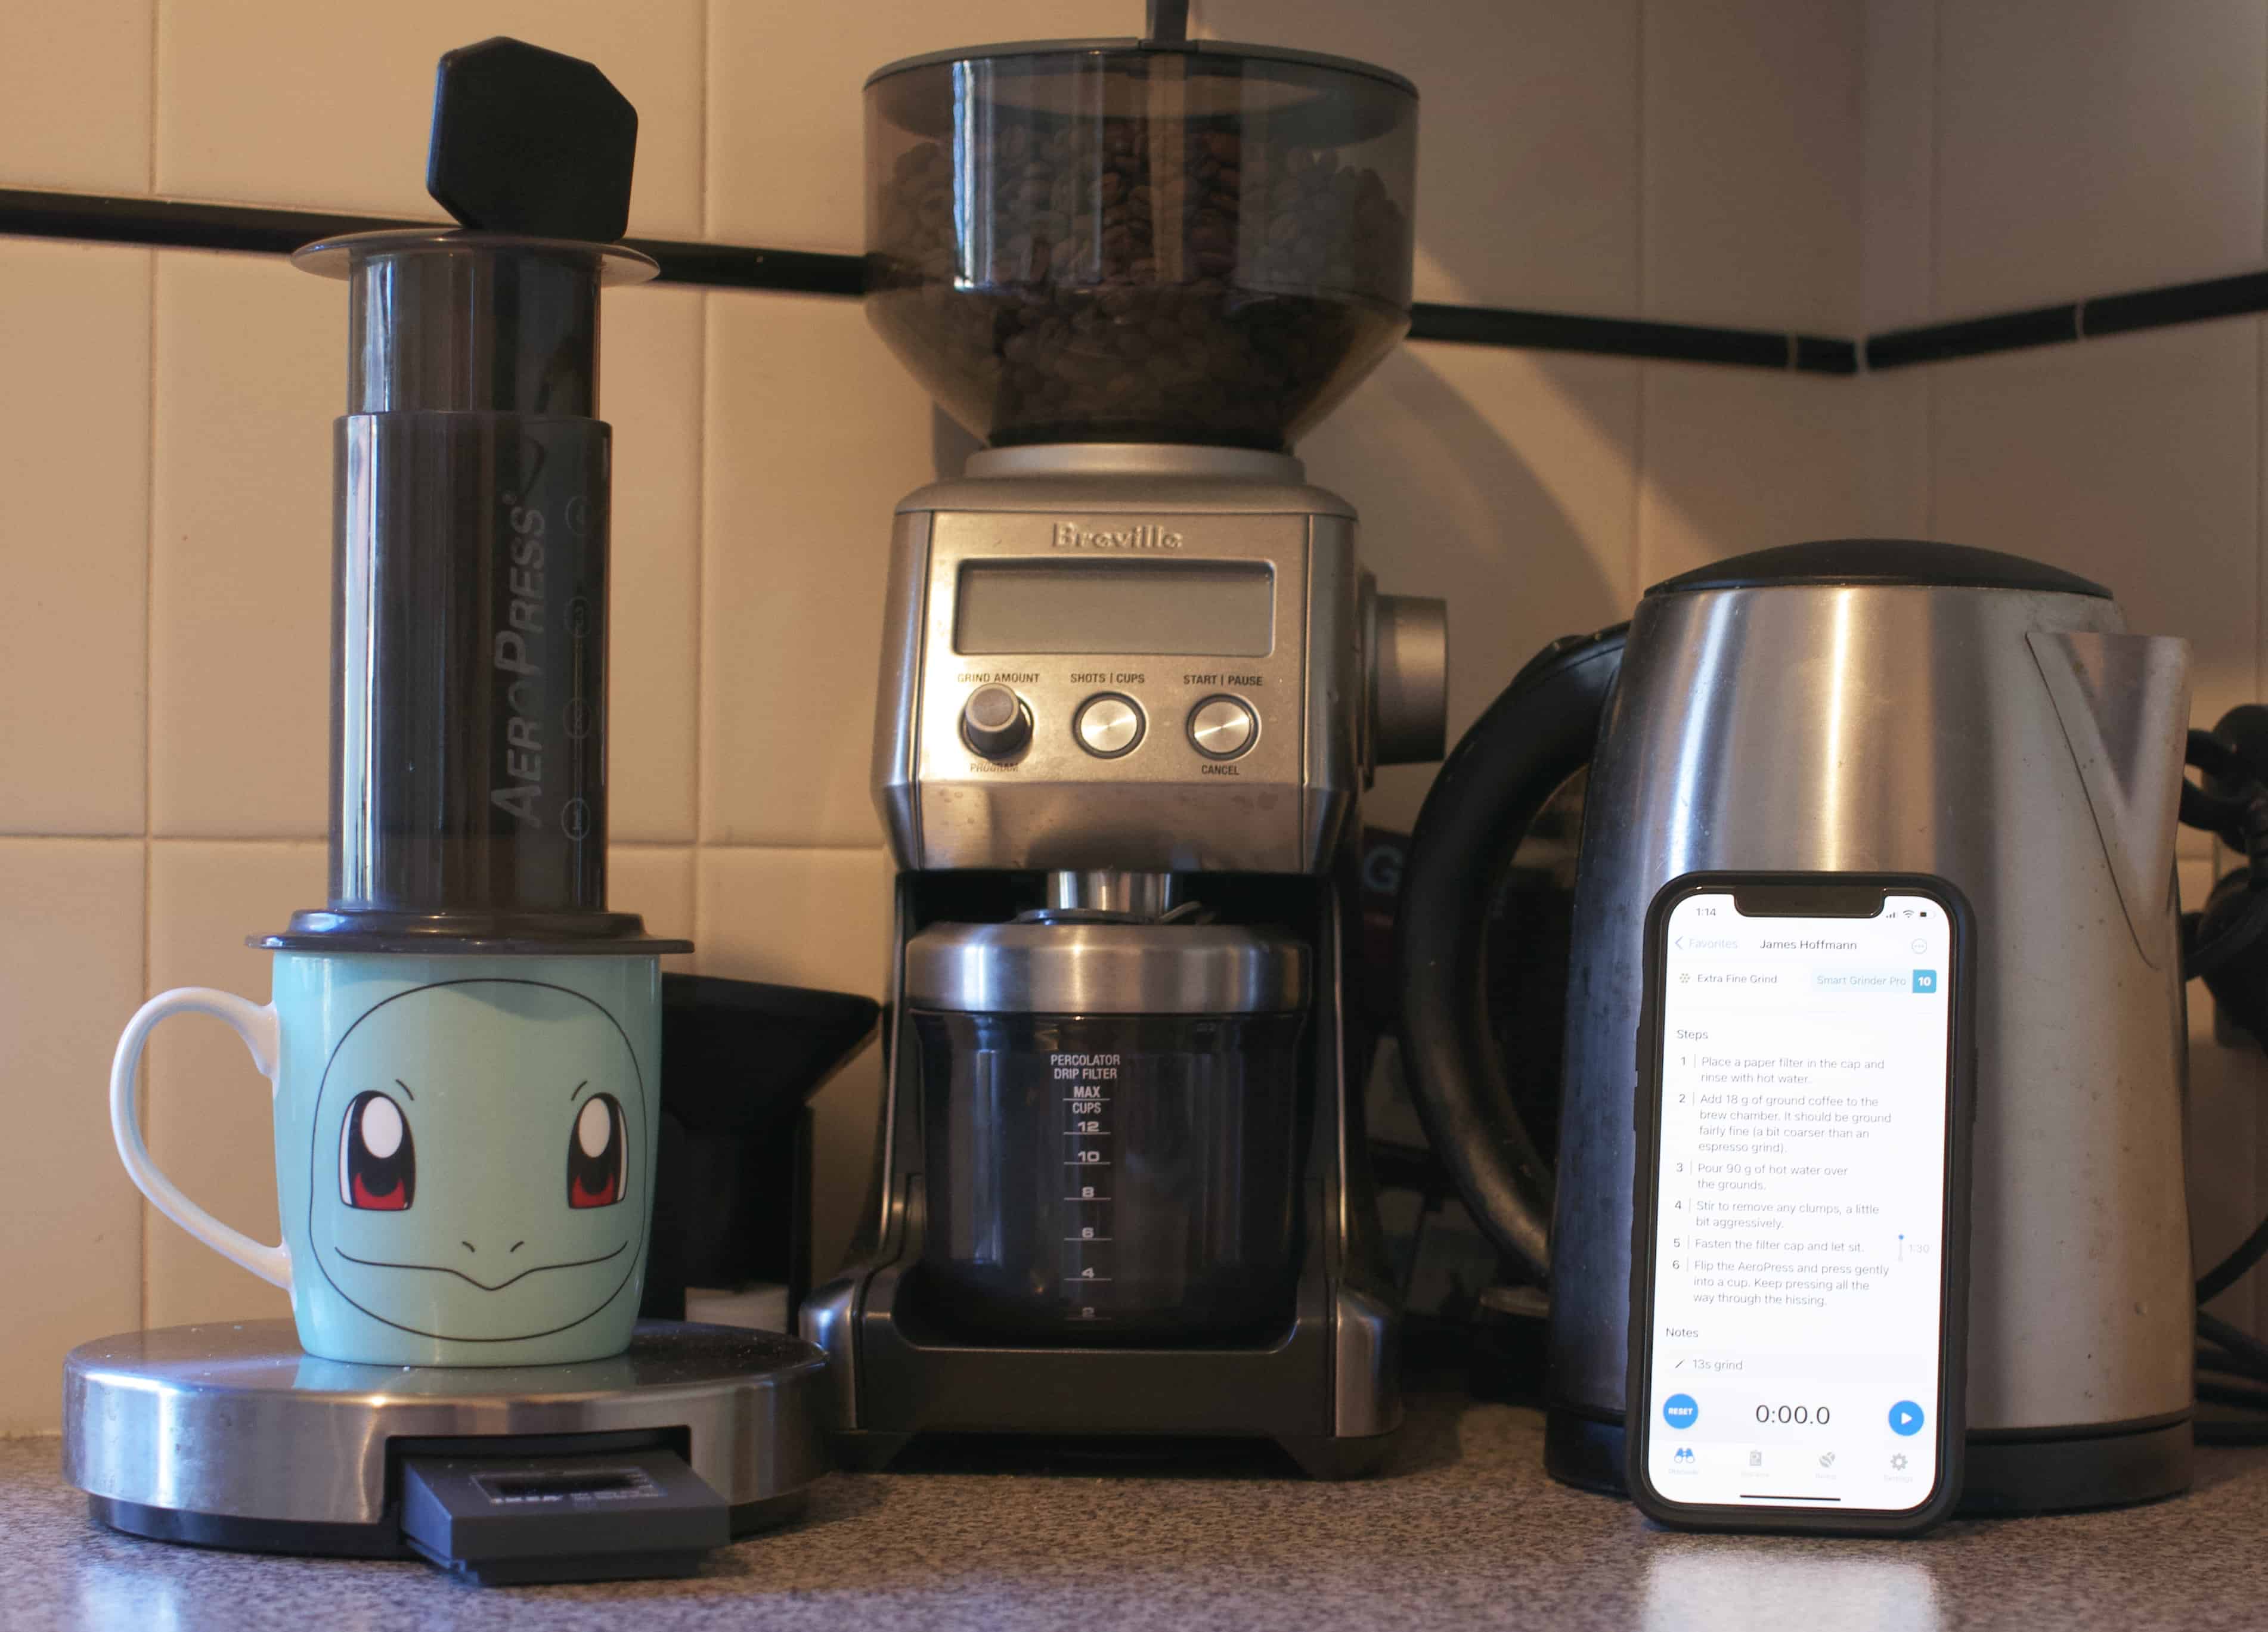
[695,290,713,851]
[140,833,329,847]
[1925,0,1941,331]
[691,290,712,963]
[698,0,712,243]
[1921,0,1939,539]
[1630,0,1647,602]
[40,843,875,852]
[1632,0,1647,326]
[1631,365,1648,606]
[692,839,892,856]
[1922,368,1935,539]
[144,0,159,193]
[0,834,145,849]
[139,245,157,1333]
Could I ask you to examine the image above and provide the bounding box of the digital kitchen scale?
[63,1321,827,1586]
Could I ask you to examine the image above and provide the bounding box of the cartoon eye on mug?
[568,1091,627,1208]
[339,1088,416,1211]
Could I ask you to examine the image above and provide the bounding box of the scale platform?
[63,1320,828,1586]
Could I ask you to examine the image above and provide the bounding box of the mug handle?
[110,987,292,1290]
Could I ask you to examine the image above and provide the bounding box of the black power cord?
[2178,712,2268,1444]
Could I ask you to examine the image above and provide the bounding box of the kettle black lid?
[1645,539,2111,599]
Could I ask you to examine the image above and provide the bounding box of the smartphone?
[1627,872,1973,1535]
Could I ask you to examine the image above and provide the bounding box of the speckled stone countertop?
[9,1396,2268,1631]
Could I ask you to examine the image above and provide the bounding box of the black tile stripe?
[4,187,1841,370]
[1867,305,2079,369]
[1409,301,1854,374]
[0,188,866,296]
[1870,267,2268,368]
[21,186,2257,373]
[2082,268,2268,339]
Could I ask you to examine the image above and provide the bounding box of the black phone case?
[1625,870,1976,1537]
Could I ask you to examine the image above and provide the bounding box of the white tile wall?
[1932,0,2268,319]
[705,1,1130,254]
[1642,0,1863,333]
[0,1,152,195]
[1302,341,1642,831]
[609,845,699,961]
[0,840,145,1434]
[1928,319,2261,736]
[13,0,2268,1431]
[699,291,934,848]
[602,285,705,844]
[148,252,339,840]
[1859,0,1934,333]
[1637,364,1875,584]
[1859,365,1930,540]
[0,241,150,837]
[1200,1,1643,315]
[155,1,707,238]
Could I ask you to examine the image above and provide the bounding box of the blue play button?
[1663,1392,1699,1430]
[1889,1400,1925,1436]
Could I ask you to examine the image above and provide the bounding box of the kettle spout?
[2028,631,2193,969]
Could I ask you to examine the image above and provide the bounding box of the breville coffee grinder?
[803,14,1445,1476]
[63,40,824,1583]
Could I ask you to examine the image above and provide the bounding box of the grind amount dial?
[962,684,1031,759]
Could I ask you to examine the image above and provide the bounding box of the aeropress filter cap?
[258,38,685,955]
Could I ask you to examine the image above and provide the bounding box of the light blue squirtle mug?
[110,951,662,1367]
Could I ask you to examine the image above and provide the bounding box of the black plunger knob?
[426,37,638,243]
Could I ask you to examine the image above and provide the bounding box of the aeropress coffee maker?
[64,40,825,1585]
[803,5,1446,1476]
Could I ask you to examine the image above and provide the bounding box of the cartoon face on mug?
[306,979,647,1344]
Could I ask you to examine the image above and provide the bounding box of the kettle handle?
[1395,625,1627,1286]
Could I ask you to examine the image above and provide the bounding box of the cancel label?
[1200,762,1241,776]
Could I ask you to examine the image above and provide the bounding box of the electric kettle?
[1398,539,2196,1513]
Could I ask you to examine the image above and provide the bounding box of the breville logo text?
[1052,522,1185,551]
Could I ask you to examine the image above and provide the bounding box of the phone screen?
[1643,888,1954,1512]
